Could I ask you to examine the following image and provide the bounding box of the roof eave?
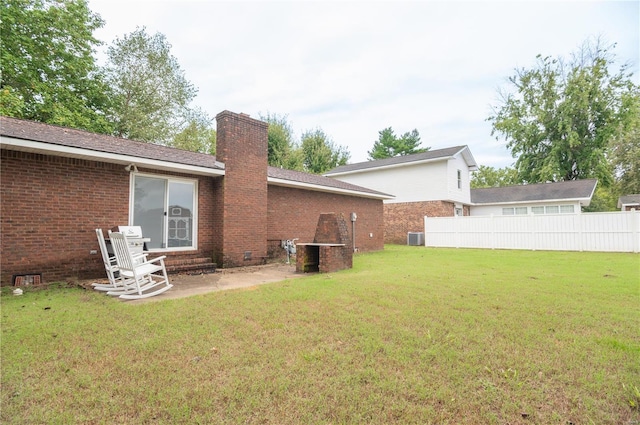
[268,177,394,200]
[471,197,592,206]
[1,135,225,177]
[325,156,452,177]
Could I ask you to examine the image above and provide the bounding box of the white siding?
[330,160,450,204]
[446,155,472,204]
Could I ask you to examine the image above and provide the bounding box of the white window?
[457,170,462,189]
[531,206,545,214]
[545,205,559,214]
[502,208,515,215]
[132,174,197,250]
[515,207,528,215]
[560,205,575,213]
[455,207,463,216]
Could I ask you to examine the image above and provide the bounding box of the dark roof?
[268,166,393,198]
[0,116,224,170]
[324,146,470,175]
[471,179,598,204]
[617,194,640,207]
[1,116,389,198]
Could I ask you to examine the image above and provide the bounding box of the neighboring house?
[325,146,478,244]
[618,194,640,211]
[470,179,598,216]
[325,147,599,244]
[0,112,392,285]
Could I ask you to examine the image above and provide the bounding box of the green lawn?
[2,246,639,424]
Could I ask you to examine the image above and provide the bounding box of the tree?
[300,128,350,174]
[488,39,637,187]
[259,112,303,170]
[471,165,521,188]
[169,107,216,155]
[368,127,428,160]
[104,27,197,144]
[0,0,114,133]
[608,90,640,195]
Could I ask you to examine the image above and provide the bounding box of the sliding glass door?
[132,175,197,250]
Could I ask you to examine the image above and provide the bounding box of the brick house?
[0,111,391,285]
[325,146,478,244]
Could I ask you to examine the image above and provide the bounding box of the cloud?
[89,0,639,166]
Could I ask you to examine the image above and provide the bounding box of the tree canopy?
[0,0,113,133]
[488,40,637,187]
[470,165,521,189]
[104,27,200,144]
[169,107,216,155]
[608,90,640,195]
[259,112,303,171]
[301,129,350,174]
[368,127,428,160]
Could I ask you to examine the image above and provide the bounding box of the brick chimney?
[215,111,269,267]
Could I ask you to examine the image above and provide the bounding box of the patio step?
[165,257,217,275]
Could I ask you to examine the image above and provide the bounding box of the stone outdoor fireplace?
[296,213,353,273]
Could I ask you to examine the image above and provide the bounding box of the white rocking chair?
[107,232,173,300]
[91,228,130,292]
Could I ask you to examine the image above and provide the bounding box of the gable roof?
[0,116,390,200]
[617,194,640,208]
[471,179,598,205]
[324,145,478,176]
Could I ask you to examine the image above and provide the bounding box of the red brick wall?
[0,149,219,285]
[384,200,456,244]
[215,111,269,267]
[267,185,384,256]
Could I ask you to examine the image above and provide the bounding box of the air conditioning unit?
[407,232,424,246]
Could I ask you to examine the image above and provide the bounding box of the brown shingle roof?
[0,116,224,170]
[1,116,390,198]
[470,179,598,204]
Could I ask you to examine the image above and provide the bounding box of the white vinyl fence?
[424,210,640,253]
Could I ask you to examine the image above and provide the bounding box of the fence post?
[423,215,428,247]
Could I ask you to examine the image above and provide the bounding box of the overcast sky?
[87,0,639,168]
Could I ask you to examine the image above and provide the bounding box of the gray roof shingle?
[1,116,224,170]
[324,146,469,175]
[617,194,640,207]
[470,179,598,204]
[1,116,389,198]
[268,166,393,198]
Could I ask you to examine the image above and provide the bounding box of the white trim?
[267,177,394,200]
[1,136,225,176]
[325,147,478,177]
[472,197,591,206]
[325,156,454,177]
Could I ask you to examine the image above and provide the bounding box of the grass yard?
[1,246,639,424]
